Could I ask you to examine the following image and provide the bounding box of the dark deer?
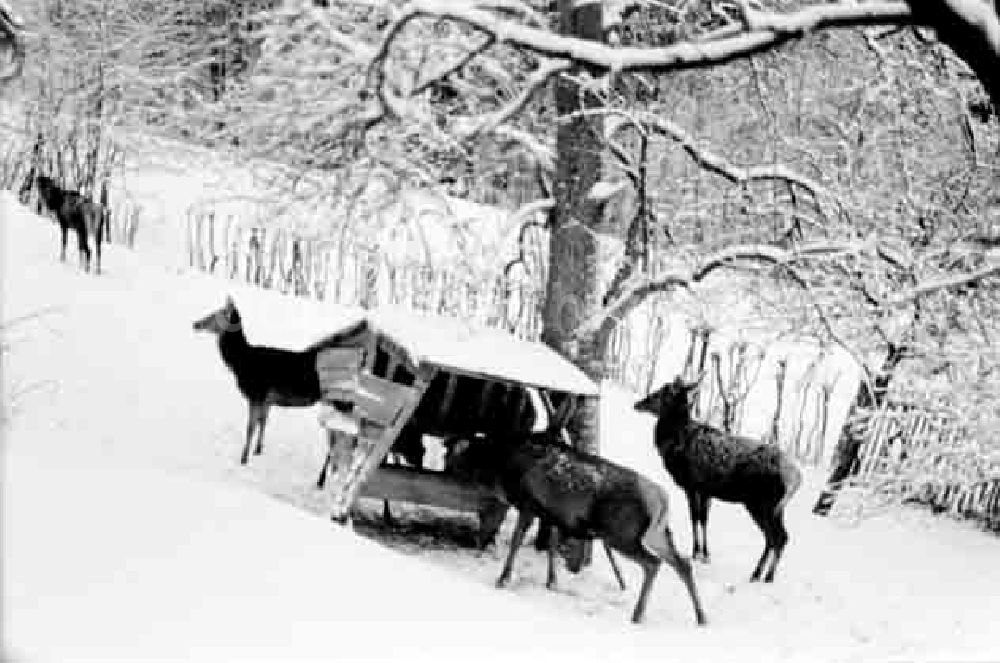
[34,175,109,274]
[446,432,707,625]
[635,376,802,583]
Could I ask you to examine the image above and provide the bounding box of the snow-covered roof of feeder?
[311,307,598,397]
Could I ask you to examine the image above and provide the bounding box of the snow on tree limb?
[888,264,1000,304]
[411,36,496,96]
[378,0,915,74]
[739,2,914,36]
[374,0,998,110]
[571,238,882,376]
[456,59,571,138]
[575,240,865,337]
[0,0,23,84]
[634,111,839,215]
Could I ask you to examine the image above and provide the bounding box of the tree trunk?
[537,0,634,562]
[812,342,909,515]
[542,0,612,455]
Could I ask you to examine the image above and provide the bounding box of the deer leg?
[242,402,264,465]
[59,224,68,262]
[545,524,560,590]
[533,519,552,551]
[685,489,704,561]
[604,541,627,591]
[316,451,332,489]
[747,505,775,582]
[476,499,508,549]
[254,404,269,455]
[496,510,533,589]
[94,227,102,275]
[76,225,91,272]
[699,495,713,563]
[632,560,660,624]
[654,528,708,626]
[763,510,789,583]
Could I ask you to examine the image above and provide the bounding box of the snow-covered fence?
[604,304,669,395]
[834,404,1000,528]
[671,327,842,468]
[105,193,141,248]
[185,211,547,342]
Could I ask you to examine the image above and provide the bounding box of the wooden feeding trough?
[311,308,599,540]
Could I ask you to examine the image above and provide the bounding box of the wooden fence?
[833,404,1000,528]
[676,326,842,468]
[184,210,546,341]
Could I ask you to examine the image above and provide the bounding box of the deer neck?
[218,327,249,370]
[655,408,693,447]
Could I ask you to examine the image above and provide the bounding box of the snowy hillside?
[3,189,1000,662]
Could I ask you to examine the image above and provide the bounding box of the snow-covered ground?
[3,189,1000,662]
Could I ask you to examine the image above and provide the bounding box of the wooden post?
[437,373,459,420]
[816,382,834,466]
[477,380,497,421]
[681,327,699,381]
[511,388,530,432]
[710,352,730,433]
[769,358,787,448]
[693,327,712,420]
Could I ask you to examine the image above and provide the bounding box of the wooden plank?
[318,404,360,436]
[539,389,574,447]
[477,380,497,420]
[326,367,435,522]
[356,373,421,427]
[437,373,459,419]
[551,393,577,430]
[384,355,400,382]
[511,388,529,430]
[316,347,364,372]
[362,332,378,371]
[316,347,365,402]
[357,466,500,512]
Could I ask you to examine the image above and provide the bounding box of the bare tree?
[19,0,998,510]
[0,0,24,84]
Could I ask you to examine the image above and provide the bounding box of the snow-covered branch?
[0,0,24,84]
[379,0,914,74]
[411,36,496,95]
[888,264,1000,304]
[373,0,998,109]
[456,59,571,138]
[575,240,865,339]
[636,111,838,215]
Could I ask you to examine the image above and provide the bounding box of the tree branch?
[575,239,865,339]
[0,0,24,84]
[638,111,839,215]
[384,0,914,74]
[411,35,495,96]
[888,264,1000,304]
[456,59,571,138]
